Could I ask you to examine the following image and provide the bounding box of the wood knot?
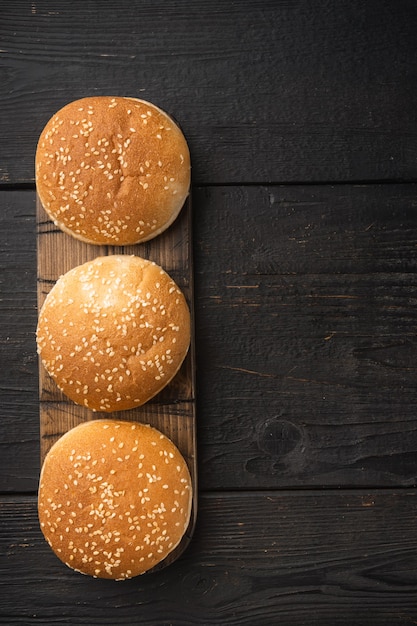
[257,418,303,458]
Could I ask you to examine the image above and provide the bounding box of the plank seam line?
[1,486,417,500]
[2,179,417,192]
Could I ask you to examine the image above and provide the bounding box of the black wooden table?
[2,1,417,624]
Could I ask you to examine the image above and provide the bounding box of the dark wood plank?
[193,184,417,489]
[0,190,39,491]
[3,185,417,491]
[2,491,417,625]
[1,0,417,185]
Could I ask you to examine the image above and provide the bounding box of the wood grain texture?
[2,491,417,625]
[193,184,417,489]
[36,194,197,569]
[0,190,39,491]
[1,0,417,185]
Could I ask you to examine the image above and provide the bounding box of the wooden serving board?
[36,193,197,572]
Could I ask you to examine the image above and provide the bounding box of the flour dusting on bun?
[36,255,190,412]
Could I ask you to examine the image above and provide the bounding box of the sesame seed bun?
[38,419,192,579]
[35,96,191,245]
[36,255,190,412]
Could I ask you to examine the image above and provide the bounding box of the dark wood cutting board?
[36,193,197,571]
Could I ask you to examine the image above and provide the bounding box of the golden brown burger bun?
[38,419,192,579]
[35,96,190,245]
[36,255,190,412]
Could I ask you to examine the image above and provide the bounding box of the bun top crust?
[36,255,190,412]
[38,419,192,579]
[35,96,191,245]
